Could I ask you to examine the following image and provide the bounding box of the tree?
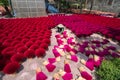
[0,0,13,17]
[79,0,83,13]
[96,58,120,80]
[78,0,86,13]
[89,0,94,14]
[84,0,88,9]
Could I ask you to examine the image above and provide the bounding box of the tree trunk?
[85,0,88,9]
[89,0,94,14]
[80,0,83,14]
[57,0,60,11]
[9,0,14,15]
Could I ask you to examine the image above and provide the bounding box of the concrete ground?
[0,27,120,80]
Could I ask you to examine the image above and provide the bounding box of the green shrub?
[111,58,120,69]
[96,58,120,80]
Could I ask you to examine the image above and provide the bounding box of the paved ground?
[0,27,119,80]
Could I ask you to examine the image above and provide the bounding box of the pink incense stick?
[81,71,92,80]
[64,63,71,73]
[36,71,47,80]
[45,63,56,72]
[86,58,94,71]
[71,55,78,62]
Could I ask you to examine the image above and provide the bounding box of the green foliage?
[61,0,69,9]
[111,58,120,69]
[0,0,9,6]
[96,58,120,80]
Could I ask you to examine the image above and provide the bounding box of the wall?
[87,0,120,13]
[11,0,46,17]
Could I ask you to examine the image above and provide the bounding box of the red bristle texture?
[2,47,15,54]
[11,40,20,46]
[3,62,20,74]
[35,40,42,45]
[29,44,39,50]
[35,48,46,57]
[21,39,29,44]
[24,49,35,58]
[40,43,48,50]
[11,54,25,63]
[3,41,11,47]
[42,39,50,45]
[25,41,33,48]
[2,51,16,59]
[17,46,27,53]
[14,43,24,49]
